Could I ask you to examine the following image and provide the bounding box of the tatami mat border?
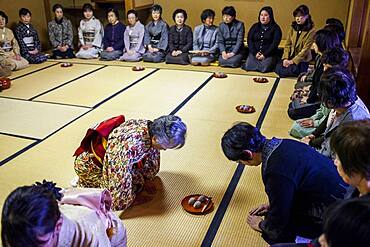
[11,62,60,80]
[201,77,281,246]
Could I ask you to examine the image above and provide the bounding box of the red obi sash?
[74,115,125,167]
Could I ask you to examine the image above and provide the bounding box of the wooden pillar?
[356,3,370,106]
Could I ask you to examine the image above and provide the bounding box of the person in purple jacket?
[100,8,125,61]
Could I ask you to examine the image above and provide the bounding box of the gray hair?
[150,115,187,149]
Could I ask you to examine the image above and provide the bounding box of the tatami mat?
[177,75,275,124]
[48,58,278,77]
[8,61,58,79]
[34,66,155,107]
[0,61,290,246]
[99,69,212,113]
[0,98,89,139]
[0,135,34,162]
[1,64,103,99]
[261,78,296,139]
[212,78,297,247]
[120,75,275,246]
[212,164,269,247]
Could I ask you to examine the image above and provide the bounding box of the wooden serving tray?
[181,194,214,215]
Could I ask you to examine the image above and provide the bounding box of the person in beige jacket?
[275,5,315,78]
[0,11,29,71]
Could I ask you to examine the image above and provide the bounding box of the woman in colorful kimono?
[100,8,125,61]
[74,115,187,211]
[76,4,104,59]
[14,8,47,64]
[142,4,168,63]
[48,4,75,59]
[165,9,192,65]
[217,6,245,68]
[275,5,315,78]
[0,11,29,71]
[120,9,145,62]
[1,180,127,246]
[242,6,282,72]
[190,9,218,66]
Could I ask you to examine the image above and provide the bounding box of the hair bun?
[35,180,63,201]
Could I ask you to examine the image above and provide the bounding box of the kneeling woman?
[0,11,29,71]
[190,9,219,66]
[166,9,192,65]
[242,6,282,72]
[2,181,127,246]
[74,115,187,211]
[120,10,145,62]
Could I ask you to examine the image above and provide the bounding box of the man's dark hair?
[221,122,266,161]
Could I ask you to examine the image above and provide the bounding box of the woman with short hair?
[218,6,245,68]
[302,69,370,159]
[100,8,125,61]
[143,4,169,63]
[0,10,29,71]
[190,9,219,66]
[76,3,104,59]
[74,115,187,211]
[120,9,145,62]
[275,5,315,77]
[165,9,193,65]
[48,4,75,59]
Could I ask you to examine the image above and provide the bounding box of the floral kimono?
[74,119,160,211]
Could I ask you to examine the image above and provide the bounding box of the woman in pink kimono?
[120,9,145,62]
[74,115,187,211]
[1,180,127,247]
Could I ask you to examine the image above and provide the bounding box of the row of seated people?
[1,4,341,78]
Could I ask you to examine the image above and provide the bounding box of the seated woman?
[289,47,349,139]
[288,29,340,120]
[275,5,315,78]
[143,4,168,63]
[74,115,187,211]
[218,6,245,68]
[15,8,47,64]
[325,18,346,47]
[242,6,282,73]
[165,9,192,65]
[100,8,125,61]
[1,180,127,246]
[0,11,29,71]
[190,9,218,66]
[76,4,104,59]
[48,4,75,59]
[120,10,145,62]
[301,68,370,159]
